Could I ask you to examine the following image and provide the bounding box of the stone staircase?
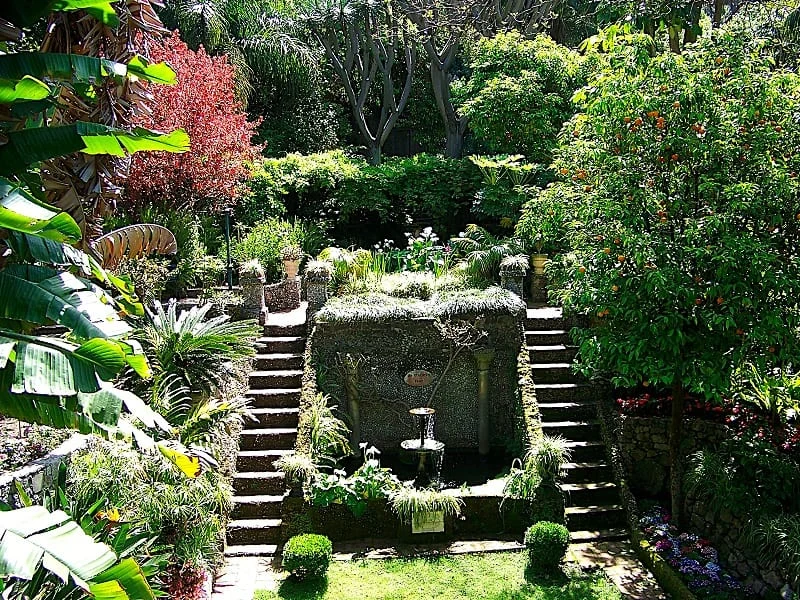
[526,306,627,543]
[225,321,305,557]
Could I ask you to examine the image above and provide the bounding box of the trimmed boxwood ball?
[524,521,570,573]
[282,534,333,579]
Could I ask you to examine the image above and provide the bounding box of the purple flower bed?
[640,507,749,599]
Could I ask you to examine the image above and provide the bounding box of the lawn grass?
[253,551,621,600]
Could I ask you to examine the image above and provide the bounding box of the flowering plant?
[640,507,748,598]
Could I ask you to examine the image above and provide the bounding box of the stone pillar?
[500,266,526,300]
[306,271,331,322]
[240,272,267,325]
[474,348,495,456]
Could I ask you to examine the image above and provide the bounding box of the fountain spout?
[401,407,445,488]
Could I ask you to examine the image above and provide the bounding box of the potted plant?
[281,245,303,280]
[389,486,463,542]
[530,234,549,276]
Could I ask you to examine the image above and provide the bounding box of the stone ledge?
[0,433,90,506]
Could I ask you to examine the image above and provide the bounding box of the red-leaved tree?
[126,31,261,214]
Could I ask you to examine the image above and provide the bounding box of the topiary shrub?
[524,521,570,574]
[281,534,333,580]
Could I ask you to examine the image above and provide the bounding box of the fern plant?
[450,224,525,282]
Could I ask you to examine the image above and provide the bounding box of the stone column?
[240,272,267,325]
[500,266,526,300]
[474,348,495,456]
[305,271,331,322]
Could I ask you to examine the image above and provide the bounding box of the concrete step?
[562,461,613,483]
[566,505,626,531]
[254,353,304,371]
[244,388,301,408]
[570,528,628,543]
[538,401,598,420]
[250,407,299,428]
[534,383,603,405]
[561,482,620,507]
[263,323,305,337]
[528,345,577,363]
[540,420,601,442]
[239,428,297,450]
[525,307,564,331]
[525,330,569,346]
[224,544,279,557]
[255,336,305,354]
[530,363,578,384]
[563,440,606,463]
[227,518,282,546]
[233,471,286,495]
[232,495,285,519]
[249,370,303,389]
[237,449,293,472]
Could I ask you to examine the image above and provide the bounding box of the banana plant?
[92,224,178,269]
[0,505,155,599]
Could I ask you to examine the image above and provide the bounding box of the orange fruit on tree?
[578,266,587,274]
[617,255,626,262]
[673,101,680,108]
[603,247,611,254]
[717,297,724,305]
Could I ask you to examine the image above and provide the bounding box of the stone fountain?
[400,407,445,488]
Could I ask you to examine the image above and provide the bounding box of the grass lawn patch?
[253,551,621,600]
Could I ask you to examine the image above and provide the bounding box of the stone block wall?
[615,413,792,596]
[310,313,522,451]
[616,415,729,497]
[0,434,90,507]
[264,278,301,312]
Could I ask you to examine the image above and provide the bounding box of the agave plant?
[140,302,260,399]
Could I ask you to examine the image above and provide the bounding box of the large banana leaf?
[0,178,81,243]
[0,505,154,599]
[92,224,178,269]
[0,265,130,339]
[5,231,146,318]
[0,0,119,28]
[0,122,190,176]
[0,75,50,103]
[0,52,177,90]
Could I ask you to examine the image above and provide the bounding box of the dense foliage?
[456,33,592,161]
[127,31,261,214]
[240,151,483,244]
[282,534,333,580]
[524,521,570,574]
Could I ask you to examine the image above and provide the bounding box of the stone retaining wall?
[0,434,90,507]
[310,313,522,450]
[264,278,301,312]
[615,413,792,596]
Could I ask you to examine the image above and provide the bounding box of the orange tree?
[544,29,800,525]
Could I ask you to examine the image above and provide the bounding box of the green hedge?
[238,151,484,245]
[315,287,526,324]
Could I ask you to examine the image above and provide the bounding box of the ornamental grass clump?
[282,534,333,580]
[524,521,570,575]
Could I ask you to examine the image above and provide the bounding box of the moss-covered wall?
[311,313,523,451]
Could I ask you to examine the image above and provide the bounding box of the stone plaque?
[412,511,445,534]
[404,370,433,387]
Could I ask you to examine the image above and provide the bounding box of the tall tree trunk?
[367,144,382,165]
[668,25,682,54]
[429,46,467,158]
[669,381,686,527]
[713,0,724,27]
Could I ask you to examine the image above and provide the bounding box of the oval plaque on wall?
[404,370,433,387]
